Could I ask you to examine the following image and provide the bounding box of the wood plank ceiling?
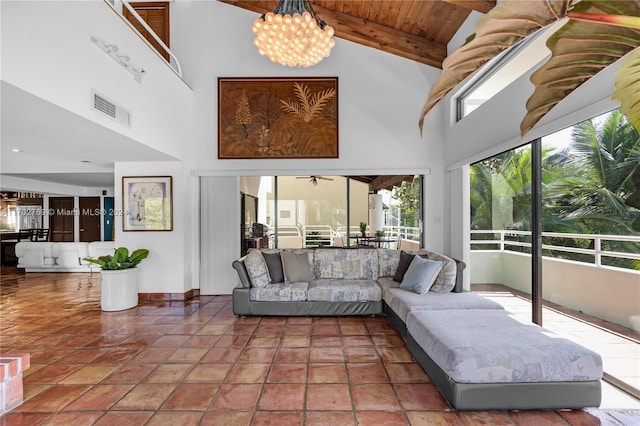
[219,0,496,68]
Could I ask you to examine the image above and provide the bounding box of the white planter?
[100,268,139,311]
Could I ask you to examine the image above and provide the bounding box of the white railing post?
[595,236,602,267]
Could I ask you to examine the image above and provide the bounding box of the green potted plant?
[359,221,367,236]
[84,247,149,311]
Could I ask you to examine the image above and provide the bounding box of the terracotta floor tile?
[238,347,276,363]
[376,346,414,363]
[356,411,407,426]
[308,363,348,383]
[394,383,450,410]
[15,384,91,412]
[23,383,50,401]
[183,335,219,348]
[372,334,405,347]
[344,347,381,363]
[457,411,515,425]
[112,383,175,410]
[310,347,345,363]
[274,347,310,363]
[64,384,133,410]
[311,335,342,347]
[258,383,306,410]
[253,411,303,425]
[185,363,232,383]
[342,334,374,345]
[351,384,401,411]
[406,411,460,425]
[284,324,313,335]
[161,383,219,410]
[93,411,153,426]
[146,411,204,425]
[59,364,119,384]
[58,347,109,363]
[247,335,280,348]
[130,347,176,364]
[306,384,352,410]
[0,412,52,425]
[43,411,104,425]
[197,324,231,335]
[211,384,261,410]
[311,325,341,335]
[305,411,356,426]
[385,363,430,383]
[23,363,83,384]
[92,347,142,364]
[202,347,242,363]
[200,411,252,426]
[102,364,156,384]
[347,363,388,383]
[508,410,568,425]
[267,363,307,383]
[226,363,270,383]
[213,335,251,348]
[165,347,208,363]
[144,363,194,383]
[280,335,310,347]
[150,334,191,347]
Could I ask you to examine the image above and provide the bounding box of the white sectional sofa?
[15,241,115,272]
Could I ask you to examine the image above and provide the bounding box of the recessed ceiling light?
[11,148,21,153]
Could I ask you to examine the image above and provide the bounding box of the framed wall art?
[122,176,173,231]
[218,77,338,159]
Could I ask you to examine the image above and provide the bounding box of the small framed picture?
[122,176,173,231]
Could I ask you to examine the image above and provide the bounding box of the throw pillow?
[281,251,313,283]
[393,250,428,282]
[244,249,270,288]
[263,252,284,283]
[400,256,444,294]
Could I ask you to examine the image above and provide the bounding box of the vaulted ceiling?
[219,0,496,68]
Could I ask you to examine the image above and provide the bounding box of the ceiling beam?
[218,0,447,68]
[442,0,496,14]
[369,175,415,191]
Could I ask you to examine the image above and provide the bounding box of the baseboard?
[138,289,200,302]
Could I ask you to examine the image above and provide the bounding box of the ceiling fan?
[296,176,334,186]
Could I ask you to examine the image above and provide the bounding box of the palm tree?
[470,110,640,268]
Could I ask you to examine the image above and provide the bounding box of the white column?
[368,194,384,233]
[450,165,471,291]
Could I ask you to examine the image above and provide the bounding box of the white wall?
[114,161,188,295]
[471,251,640,332]
[1,0,193,160]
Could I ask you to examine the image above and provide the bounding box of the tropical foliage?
[83,247,149,271]
[420,0,640,136]
[470,110,640,269]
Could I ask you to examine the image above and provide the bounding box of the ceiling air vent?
[92,91,131,127]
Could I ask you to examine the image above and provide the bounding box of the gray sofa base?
[233,287,384,316]
[403,325,601,411]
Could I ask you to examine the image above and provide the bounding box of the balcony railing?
[107,0,183,77]
[471,230,640,271]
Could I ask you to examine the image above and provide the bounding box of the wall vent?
[92,91,131,127]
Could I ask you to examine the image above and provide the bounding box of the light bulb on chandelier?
[252,0,335,67]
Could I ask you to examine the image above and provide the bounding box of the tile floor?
[0,267,639,425]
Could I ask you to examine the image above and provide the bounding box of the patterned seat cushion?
[406,309,603,384]
[307,279,382,302]
[250,282,309,302]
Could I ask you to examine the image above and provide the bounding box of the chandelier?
[252,0,335,67]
